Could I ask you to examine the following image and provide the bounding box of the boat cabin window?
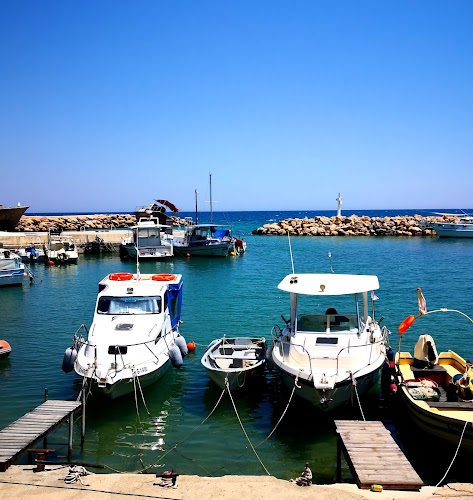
[297,314,358,332]
[97,296,162,314]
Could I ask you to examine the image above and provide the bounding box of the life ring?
[109,272,134,281]
[398,315,416,334]
[152,274,176,281]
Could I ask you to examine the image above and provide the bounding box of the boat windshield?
[97,296,162,314]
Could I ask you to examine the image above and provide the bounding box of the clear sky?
[1,1,472,213]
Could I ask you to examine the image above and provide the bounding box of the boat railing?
[281,336,385,376]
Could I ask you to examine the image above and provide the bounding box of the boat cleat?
[313,373,336,390]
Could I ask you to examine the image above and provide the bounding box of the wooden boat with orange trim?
[391,289,473,454]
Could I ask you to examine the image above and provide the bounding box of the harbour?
[1,210,473,487]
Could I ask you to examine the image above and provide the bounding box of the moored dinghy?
[63,272,187,399]
[270,272,388,411]
[201,337,267,391]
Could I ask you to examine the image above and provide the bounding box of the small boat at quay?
[62,272,187,399]
[119,217,173,260]
[0,203,28,231]
[0,340,12,360]
[16,234,46,263]
[0,249,27,287]
[270,272,388,411]
[43,235,78,264]
[391,290,473,454]
[171,223,235,257]
[201,337,267,391]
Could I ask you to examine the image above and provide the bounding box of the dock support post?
[336,433,341,483]
[81,389,86,447]
[43,388,49,449]
[68,413,73,461]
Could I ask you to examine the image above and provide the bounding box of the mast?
[209,173,213,223]
[195,189,198,225]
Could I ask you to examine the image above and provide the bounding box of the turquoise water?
[1,211,473,484]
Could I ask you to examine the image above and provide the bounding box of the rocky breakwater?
[16,214,137,232]
[15,214,191,232]
[252,214,448,237]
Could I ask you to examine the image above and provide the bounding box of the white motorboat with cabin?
[63,272,187,399]
[119,217,173,260]
[428,212,473,238]
[270,273,388,411]
[201,337,267,391]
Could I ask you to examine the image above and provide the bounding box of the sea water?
[1,209,473,484]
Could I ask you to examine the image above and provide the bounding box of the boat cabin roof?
[278,273,379,295]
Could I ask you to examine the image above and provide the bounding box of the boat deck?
[335,420,424,490]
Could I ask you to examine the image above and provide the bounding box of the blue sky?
[1,1,472,213]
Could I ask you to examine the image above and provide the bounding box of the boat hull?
[173,243,230,257]
[430,222,473,238]
[0,206,28,231]
[84,359,173,399]
[277,364,382,411]
[397,385,473,453]
[119,243,173,260]
[0,268,25,286]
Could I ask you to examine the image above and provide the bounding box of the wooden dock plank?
[0,400,82,472]
[335,420,424,491]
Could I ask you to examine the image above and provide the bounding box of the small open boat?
[391,288,473,454]
[0,340,11,360]
[201,337,267,391]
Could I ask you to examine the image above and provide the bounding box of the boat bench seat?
[429,401,473,410]
[213,352,258,360]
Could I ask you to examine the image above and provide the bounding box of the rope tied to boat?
[224,377,271,476]
[435,420,470,487]
[350,371,365,421]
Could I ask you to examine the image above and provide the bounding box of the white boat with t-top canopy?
[270,272,388,411]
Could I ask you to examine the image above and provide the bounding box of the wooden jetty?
[335,420,424,490]
[0,400,83,472]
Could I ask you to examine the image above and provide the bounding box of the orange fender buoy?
[109,272,134,281]
[187,340,196,352]
[47,260,54,266]
[0,340,12,360]
[398,315,416,334]
[152,274,176,281]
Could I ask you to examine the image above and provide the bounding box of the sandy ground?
[0,466,472,500]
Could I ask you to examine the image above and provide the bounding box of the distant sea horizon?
[27,208,473,218]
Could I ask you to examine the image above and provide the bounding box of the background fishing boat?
[0,204,28,231]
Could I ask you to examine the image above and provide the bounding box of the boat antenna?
[195,189,198,225]
[328,252,334,273]
[287,232,295,274]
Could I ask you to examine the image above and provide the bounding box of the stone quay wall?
[251,214,454,237]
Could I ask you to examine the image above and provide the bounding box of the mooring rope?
[435,420,469,487]
[350,372,365,421]
[225,378,271,476]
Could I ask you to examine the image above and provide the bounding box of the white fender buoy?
[169,344,183,368]
[175,335,188,357]
[62,347,77,373]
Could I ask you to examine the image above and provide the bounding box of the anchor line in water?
[211,372,301,476]
[223,378,271,476]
